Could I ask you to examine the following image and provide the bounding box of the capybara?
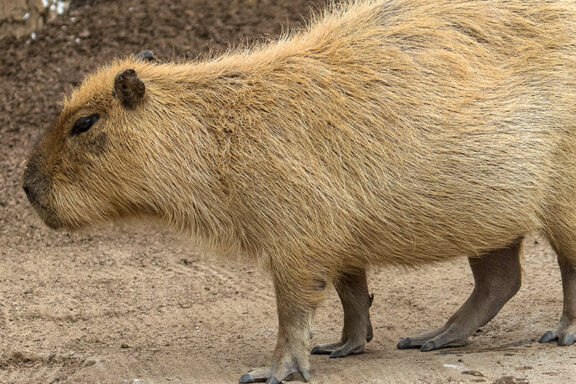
[22,0,576,382]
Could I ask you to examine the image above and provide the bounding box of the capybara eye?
[70,114,99,136]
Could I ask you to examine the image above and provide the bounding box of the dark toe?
[539,330,558,344]
[420,340,437,352]
[558,333,576,346]
[329,349,349,358]
[329,344,364,358]
[310,345,331,355]
[397,337,415,349]
[240,373,266,383]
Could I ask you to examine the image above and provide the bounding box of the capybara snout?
[23,152,42,204]
[22,151,58,227]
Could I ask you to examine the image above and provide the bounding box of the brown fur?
[23,0,576,381]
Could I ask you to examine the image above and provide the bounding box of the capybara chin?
[22,0,576,382]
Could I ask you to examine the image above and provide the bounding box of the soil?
[1,1,576,383]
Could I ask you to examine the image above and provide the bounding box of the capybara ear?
[135,50,155,62]
[114,69,145,108]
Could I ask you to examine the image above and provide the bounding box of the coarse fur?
[23,0,576,382]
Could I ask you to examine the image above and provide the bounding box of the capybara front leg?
[540,242,576,346]
[311,268,374,358]
[240,264,324,383]
[398,240,522,351]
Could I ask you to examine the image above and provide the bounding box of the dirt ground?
[2,1,576,383]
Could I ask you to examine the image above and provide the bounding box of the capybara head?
[22,52,184,230]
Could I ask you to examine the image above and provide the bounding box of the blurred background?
[0,1,69,40]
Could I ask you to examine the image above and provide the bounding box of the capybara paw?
[397,334,468,351]
[558,333,576,346]
[239,367,272,383]
[240,360,310,383]
[420,340,438,352]
[310,343,335,355]
[539,325,576,346]
[397,337,421,350]
[539,331,576,346]
[539,330,558,343]
[311,340,366,358]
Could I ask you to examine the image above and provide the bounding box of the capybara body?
[23,0,576,382]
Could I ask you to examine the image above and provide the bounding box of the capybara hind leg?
[311,268,374,358]
[398,241,522,352]
[240,262,325,384]
[539,235,576,346]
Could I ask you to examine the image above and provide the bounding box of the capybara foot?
[311,301,373,358]
[538,252,576,347]
[539,326,576,346]
[239,358,311,383]
[397,337,419,350]
[397,329,468,351]
[311,339,366,358]
[399,244,522,352]
[239,367,273,383]
[397,326,444,350]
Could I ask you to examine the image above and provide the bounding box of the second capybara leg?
[311,268,374,358]
[240,262,326,384]
[540,234,576,346]
[398,240,523,352]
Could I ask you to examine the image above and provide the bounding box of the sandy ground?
[2,1,576,383]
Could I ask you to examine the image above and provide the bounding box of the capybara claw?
[239,368,271,383]
[311,345,330,355]
[329,349,347,358]
[311,341,366,358]
[397,337,415,349]
[239,373,265,383]
[420,340,437,352]
[329,347,359,358]
[558,333,576,346]
[539,330,558,343]
[241,359,308,383]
